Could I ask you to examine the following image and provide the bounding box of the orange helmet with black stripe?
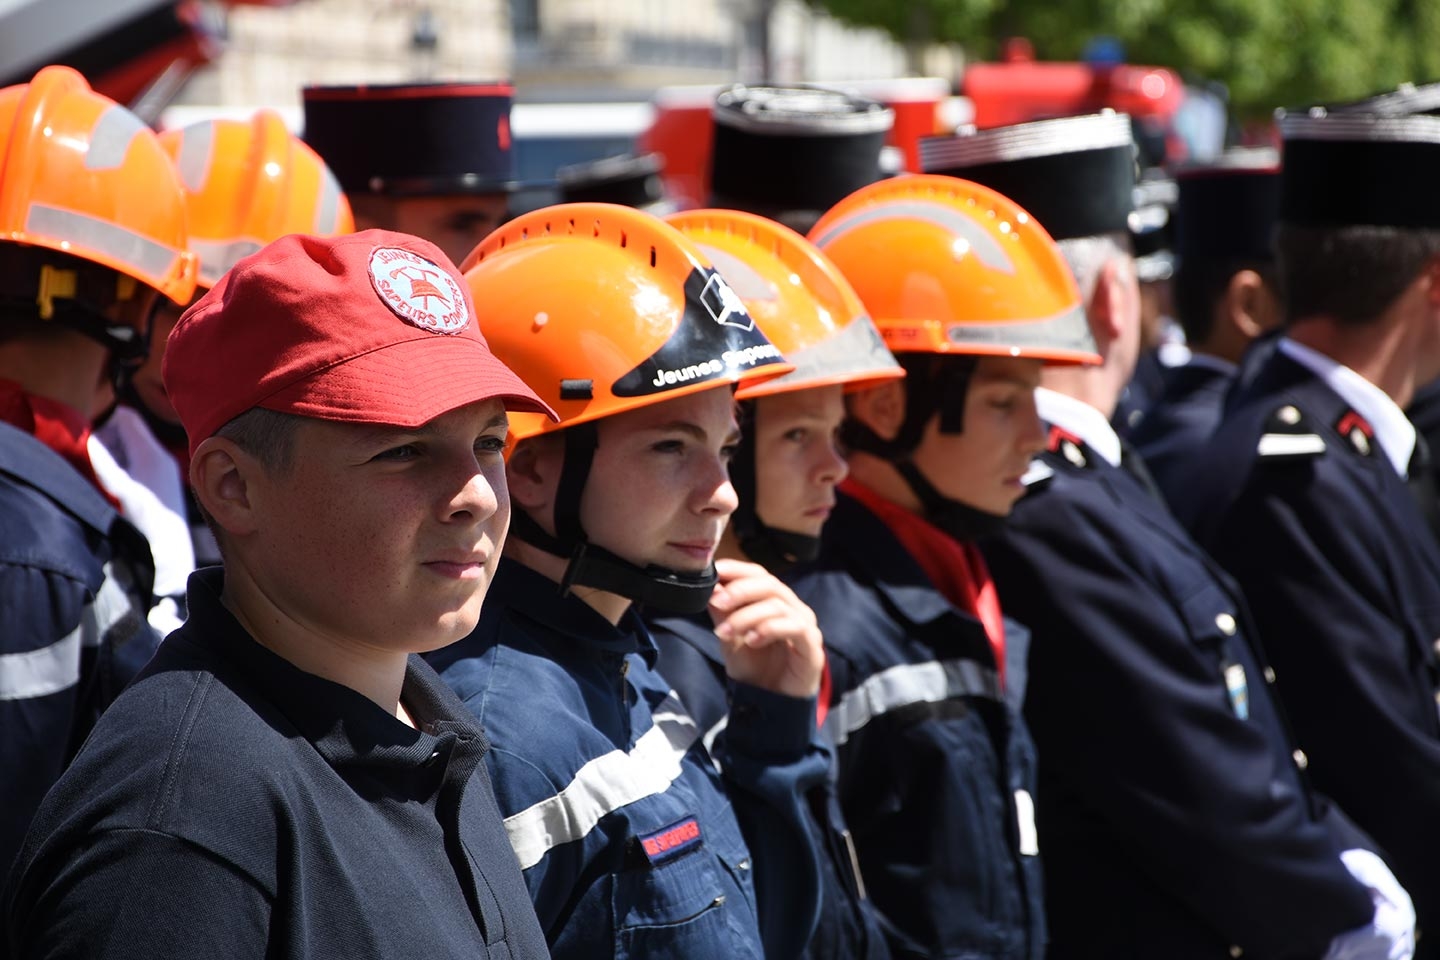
[462,202,793,611]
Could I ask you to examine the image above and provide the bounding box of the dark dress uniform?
[1175,348,1440,956]
[649,612,892,960]
[979,394,1379,959]
[788,493,1045,960]
[1128,356,1234,502]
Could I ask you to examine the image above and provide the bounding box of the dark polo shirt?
[2,568,549,960]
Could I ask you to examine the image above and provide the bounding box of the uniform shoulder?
[0,473,107,585]
[1251,402,1328,462]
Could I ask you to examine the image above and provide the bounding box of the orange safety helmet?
[808,174,1098,365]
[0,65,197,307]
[160,110,354,289]
[463,202,793,612]
[667,208,905,570]
[463,202,792,442]
[665,208,904,399]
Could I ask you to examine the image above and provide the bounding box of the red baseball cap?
[164,229,555,455]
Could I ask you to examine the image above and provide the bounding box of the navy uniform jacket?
[1176,351,1440,956]
[648,611,892,960]
[788,493,1044,960]
[429,558,826,960]
[0,421,158,874]
[980,426,1376,959]
[3,568,548,959]
[1128,358,1234,503]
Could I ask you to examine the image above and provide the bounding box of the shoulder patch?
[1335,410,1376,458]
[1020,458,1055,488]
[1256,404,1325,460]
[1046,425,1090,469]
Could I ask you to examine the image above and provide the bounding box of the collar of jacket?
[492,556,661,667]
[172,567,489,781]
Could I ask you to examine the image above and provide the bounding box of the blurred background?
[3,0,1433,211]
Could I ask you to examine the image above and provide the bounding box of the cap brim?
[261,333,557,426]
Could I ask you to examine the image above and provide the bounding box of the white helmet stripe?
[25,202,183,285]
[811,200,1017,275]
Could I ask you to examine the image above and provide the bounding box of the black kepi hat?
[302,81,518,196]
[1278,109,1440,229]
[1175,148,1280,264]
[557,153,673,212]
[920,112,1137,241]
[709,84,894,216]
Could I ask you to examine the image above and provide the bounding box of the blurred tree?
[806,0,1440,118]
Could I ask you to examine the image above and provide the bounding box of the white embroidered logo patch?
[368,247,469,334]
[699,271,754,331]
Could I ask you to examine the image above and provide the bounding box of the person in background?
[802,173,1102,959]
[653,206,906,959]
[431,202,829,960]
[1177,100,1440,958]
[0,65,197,873]
[303,81,517,266]
[4,229,555,958]
[926,111,1413,960]
[1128,151,1283,500]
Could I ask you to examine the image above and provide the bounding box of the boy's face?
[911,355,1046,516]
[752,385,848,538]
[247,398,511,652]
[578,387,741,573]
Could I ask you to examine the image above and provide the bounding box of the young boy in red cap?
[3,230,552,960]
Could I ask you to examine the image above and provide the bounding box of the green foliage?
[806,0,1440,118]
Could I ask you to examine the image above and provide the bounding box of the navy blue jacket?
[981,431,1376,959]
[3,567,548,959]
[429,558,826,960]
[0,421,157,874]
[1176,352,1440,956]
[649,611,892,960]
[1128,359,1234,504]
[788,493,1044,960]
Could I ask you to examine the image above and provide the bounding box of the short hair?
[213,406,302,476]
[1057,231,1134,304]
[1173,258,1277,345]
[1275,223,1440,326]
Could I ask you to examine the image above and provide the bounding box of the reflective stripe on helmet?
[173,119,216,192]
[192,237,264,286]
[84,106,149,172]
[25,202,184,287]
[765,312,896,388]
[315,166,345,234]
[811,199,1018,275]
[939,303,1091,353]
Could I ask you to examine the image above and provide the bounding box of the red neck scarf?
[0,379,117,508]
[841,477,1006,685]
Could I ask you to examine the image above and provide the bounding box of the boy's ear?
[505,435,561,514]
[846,380,907,442]
[190,437,260,536]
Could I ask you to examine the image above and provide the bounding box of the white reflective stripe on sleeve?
[1015,789,1039,856]
[90,563,135,641]
[824,658,1001,746]
[503,693,702,870]
[0,625,82,700]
